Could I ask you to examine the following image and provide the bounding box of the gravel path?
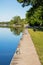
[10,29,41,65]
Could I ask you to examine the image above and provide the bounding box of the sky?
[0,0,31,22]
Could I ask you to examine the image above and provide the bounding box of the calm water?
[0,28,22,65]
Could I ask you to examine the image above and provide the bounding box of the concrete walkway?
[10,29,41,65]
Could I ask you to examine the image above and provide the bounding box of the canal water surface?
[0,27,22,65]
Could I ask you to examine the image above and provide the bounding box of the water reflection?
[10,27,24,35]
[0,27,23,65]
[0,26,24,35]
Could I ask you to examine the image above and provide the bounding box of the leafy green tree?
[26,5,43,26]
[9,16,22,25]
[17,0,43,7]
[12,16,21,24]
[17,0,43,26]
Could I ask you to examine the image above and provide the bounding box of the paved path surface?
[10,29,41,65]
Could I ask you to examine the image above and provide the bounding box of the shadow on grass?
[27,26,43,32]
[33,27,43,32]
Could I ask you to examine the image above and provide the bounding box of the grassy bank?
[28,29,43,65]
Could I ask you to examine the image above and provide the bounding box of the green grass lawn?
[28,29,43,65]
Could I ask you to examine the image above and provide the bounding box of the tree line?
[0,16,25,27]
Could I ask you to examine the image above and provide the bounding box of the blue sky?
[0,0,31,22]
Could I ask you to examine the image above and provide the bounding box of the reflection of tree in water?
[10,27,24,35]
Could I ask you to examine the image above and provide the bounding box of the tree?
[17,0,43,26]
[12,16,21,24]
[17,0,43,7]
[26,6,43,26]
[9,16,21,25]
